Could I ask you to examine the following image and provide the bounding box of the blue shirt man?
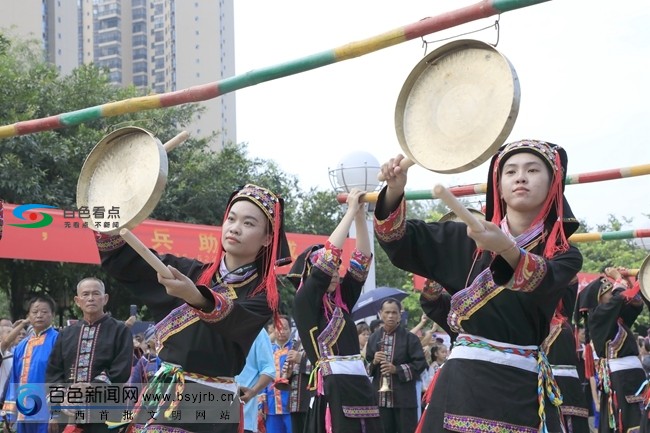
[2,296,58,433]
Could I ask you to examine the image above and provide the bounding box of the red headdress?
[484,140,579,259]
[197,184,291,328]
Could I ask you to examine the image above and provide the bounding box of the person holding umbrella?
[291,188,381,433]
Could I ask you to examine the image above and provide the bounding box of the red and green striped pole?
[338,163,650,203]
[0,0,549,139]
[569,229,650,244]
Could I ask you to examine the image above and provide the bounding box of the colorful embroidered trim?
[540,322,562,354]
[373,199,406,243]
[454,335,537,358]
[232,184,280,224]
[347,248,371,281]
[74,322,102,382]
[128,424,192,433]
[308,308,346,392]
[95,232,126,252]
[313,241,342,276]
[449,269,503,332]
[512,252,547,292]
[342,405,380,418]
[422,279,445,301]
[625,395,644,404]
[316,308,346,359]
[452,335,562,433]
[495,140,558,173]
[500,219,544,251]
[192,289,232,323]
[183,370,235,385]
[19,332,47,385]
[157,282,238,343]
[156,304,201,345]
[606,321,627,359]
[560,405,589,417]
[271,343,292,415]
[400,363,413,382]
[443,413,537,433]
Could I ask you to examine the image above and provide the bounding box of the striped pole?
[569,229,650,244]
[0,0,549,139]
[340,163,650,203]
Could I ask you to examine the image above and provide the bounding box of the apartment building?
[0,0,235,149]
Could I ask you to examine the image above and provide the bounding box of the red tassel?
[492,150,568,260]
[415,405,427,433]
[264,201,282,330]
[619,409,623,433]
[198,199,283,328]
[491,168,503,227]
[583,343,595,379]
[542,153,568,259]
[615,393,623,433]
[238,402,244,433]
[620,281,640,301]
[415,368,441,433]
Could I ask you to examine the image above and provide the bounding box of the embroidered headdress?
[485,139,579,258]
[197,184,291,323]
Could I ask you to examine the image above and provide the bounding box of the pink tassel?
[325,403,333,433]
[317,370,324,396]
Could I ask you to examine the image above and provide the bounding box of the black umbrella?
[351,286,409,321]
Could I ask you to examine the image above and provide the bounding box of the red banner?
[0,203,353,272]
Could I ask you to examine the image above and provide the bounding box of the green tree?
[0,33,206,321]
[290,188,342,235]
[0,32,311,322]
[576,215,648,273]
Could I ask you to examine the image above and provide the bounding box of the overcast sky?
[232,0,649,231]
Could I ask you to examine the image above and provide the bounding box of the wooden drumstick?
[119,228,174,279]
[163,131,190,153]
[432,184,485,233]
[377,158,416,182]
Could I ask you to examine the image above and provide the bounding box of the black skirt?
[421,357,563,433]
